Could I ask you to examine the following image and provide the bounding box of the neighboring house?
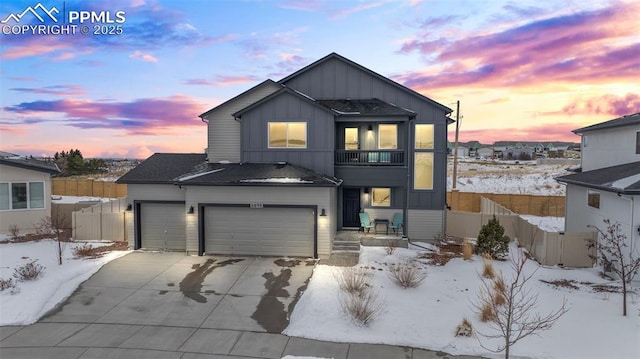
[476,147,494,159]
[0,153,60,234]
[118,53,453,258]
[556,113,640,265]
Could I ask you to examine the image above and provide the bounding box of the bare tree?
[35,211,71,265]
[588,219,640,316]
[473,249,568,359]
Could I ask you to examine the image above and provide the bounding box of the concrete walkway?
[0,252,480,359]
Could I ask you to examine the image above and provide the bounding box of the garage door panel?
[140,203,185,251]
[205,207,313,257]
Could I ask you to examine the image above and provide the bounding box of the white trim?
[0,181,46,211]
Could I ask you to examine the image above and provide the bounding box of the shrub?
[73,243,95,258]
[0,277,16,291]
[335,267,371,296]
[462,240,474,261]
[8,225,20,241]
[480,301,496,322]
[388,260,427,288]
[455,317,473,337]
[13,260,45,281]
[482,254,495,279]
[475,215,510,259]
[384,238,400,255]
[339,289,385,326]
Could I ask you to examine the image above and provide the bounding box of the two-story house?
[556,113,640,261]
[118,53,452,258]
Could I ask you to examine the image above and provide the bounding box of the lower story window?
[371,188,390,207]
[587,190,600,209]
[0,182,45,210]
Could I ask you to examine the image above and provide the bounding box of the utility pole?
[452,100,460,189]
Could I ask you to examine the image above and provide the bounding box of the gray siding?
[205,82,281,163]
[0,164,53,234]
[282,57,449,211]
[408,209,444,241]
[239,91,335,176]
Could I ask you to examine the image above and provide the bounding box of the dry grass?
[482,254,495,279]
[387,260,427,288]
[462,240,474,261]
[384,238,400,255]
[335,267,371,296]
[13,260,45,281]
[0,277,16,291]
[339,290,385,326]
[455,317,473,337]
[480,301,497,322]
[72,242,128,259]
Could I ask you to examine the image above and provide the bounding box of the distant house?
[0,153,60,234]
[118,53,453,258]
[476,147,494,159]
[556,113,640,269]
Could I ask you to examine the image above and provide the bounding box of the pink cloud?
[0,41,71,59]
[129,50,158,62]
[562,93,640,117]
[450,122,581,144]
[184,75,260,87]
[10,85,86,97]
[330,2,383,18]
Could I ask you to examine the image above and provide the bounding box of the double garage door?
[139,203,314,257]
[204,206,314,257]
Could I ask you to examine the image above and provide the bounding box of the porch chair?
[359,212,374,233]
[389,212,403,235]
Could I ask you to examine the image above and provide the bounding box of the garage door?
[140,203,185,250]
[205,206,314,257]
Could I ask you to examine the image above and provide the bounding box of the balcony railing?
[335,150,404,166]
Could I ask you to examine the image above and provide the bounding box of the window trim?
[345,127,359,150]
[587,190,600,209]
[268,122,307,149]
[415,124,434,149]
[413,123,435,191]
[635,131,640,155]
[371,187,391,207]
[0,181,46,211]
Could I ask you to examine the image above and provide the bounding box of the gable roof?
[0,154,60,175]
[233,86,336,118]
[573,112,640,134]
[198,79,282,119]
[317,99,415,117]
[278,52,452,115]
[555,161,640,195]
[116,153,340,187]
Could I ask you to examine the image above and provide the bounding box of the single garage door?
[205,206,314,257]
[140,203,185,251]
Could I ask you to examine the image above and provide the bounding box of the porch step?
[332,240,361,252]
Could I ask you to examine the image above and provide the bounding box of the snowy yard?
[447,159,574,196]
[0,238,130,326]
[285,245,640,359]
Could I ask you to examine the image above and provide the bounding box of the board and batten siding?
[205,81,281,163]
[184,186,335,258]
[282,57,449,211]
[0,164,53,234]
[407,209,444,241]
[239,91,336,176]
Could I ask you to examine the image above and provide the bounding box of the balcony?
[335,150,404,166]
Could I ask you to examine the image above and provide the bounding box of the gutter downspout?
[404,117,415,240]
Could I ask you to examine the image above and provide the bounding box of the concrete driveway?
[0,251,477,359]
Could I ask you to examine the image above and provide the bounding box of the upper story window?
[415,124,434,149]
[345,128,359,150]
[636,132,639,154]
[0,182,45,211]
[583,135,588,148]
[268,122,307,148]
[587,190,600,209]
[378,124,397,149]
[414,124,434,190]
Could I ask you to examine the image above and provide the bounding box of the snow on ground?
[447,159,573,196]
[51,195,112,204]
[285,245,640,359]
[520,215,565,232]
[0,239,130,325]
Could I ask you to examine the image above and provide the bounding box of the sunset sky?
[1,0,638,159]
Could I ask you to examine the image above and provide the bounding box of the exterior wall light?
[319,208,327,216]
[126,203,132,211]
[367,125,373,132]
[188,206,194,214]
[364,187,369,194]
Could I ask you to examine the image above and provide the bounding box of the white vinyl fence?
[72,197,128,242]
[446,197,596,267]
